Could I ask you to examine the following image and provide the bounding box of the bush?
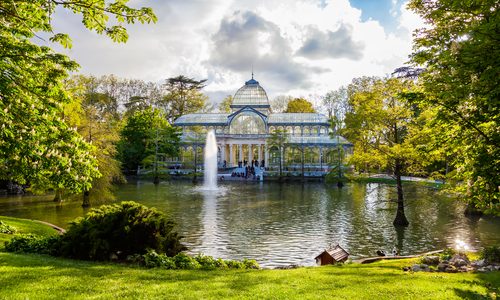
[242,258,260,269]
[0,221,16,234]
[57,201,186,261]
[4,234,59,255]
[440,248,456,261]
[195,254,218,270]
[140,251,259,270]
[225,259,245,269]
[480,246,500,264]
[174,252,201,269]
[144,250,176,269]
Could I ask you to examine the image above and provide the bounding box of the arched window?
[230,112,266,134]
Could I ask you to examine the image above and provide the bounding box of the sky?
[44,0,424,108]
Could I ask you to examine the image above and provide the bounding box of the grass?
[0,216,59,248]
[0,216,498,299]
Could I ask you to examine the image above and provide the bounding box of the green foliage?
[0,0,155,193]
[440,248,456,261]
[4,234,59,255]
[218,95,233,113]
[284,98,316,113]
[143,250,176,269]
[409,0,500,214]
[174,252,202,269]
[161,75,208,123]
[118,108,180,173]
[57,201,186,261]
[140,251,259,270]
[0,221,16,234]
[480,246,500,264]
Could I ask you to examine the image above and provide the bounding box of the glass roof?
[268,113,329,125]
[231,78,270,107]
[174,114,228,125]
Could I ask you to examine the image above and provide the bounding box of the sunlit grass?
[0,215,498,299]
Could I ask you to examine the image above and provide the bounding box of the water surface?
[1,181,498,267]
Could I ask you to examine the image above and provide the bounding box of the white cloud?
[41,0,420,104]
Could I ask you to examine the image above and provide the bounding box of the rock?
[471,259,485,267]
[450,254,470,265]
[451,258,468,267]
[411,264,430,272]
[402,266,411,272]
[437,262,449,272]
[421,256,440,265]
[109,253,119,261]
[445,265,458,273]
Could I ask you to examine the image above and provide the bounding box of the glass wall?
[230,112,266,135]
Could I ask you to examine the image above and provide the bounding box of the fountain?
[203,129,218,190]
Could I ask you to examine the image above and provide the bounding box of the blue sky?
[350,0,400,29]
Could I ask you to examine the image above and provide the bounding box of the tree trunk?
[53,189,63,202]
[82,190,91,207]
[393,160,409,227]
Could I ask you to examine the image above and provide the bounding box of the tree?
[323,86,350,122]
[409,0,500,215]
[64,75,125,206]
[268,129,288,180]
[271,95,293,113]
[284,98,316,113]
[343,77,421,226]
[0,1,156,193]
[117,108,180,175]
[218,95,233,113]
[162,75,208,123]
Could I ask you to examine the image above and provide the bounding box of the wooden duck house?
[315,244,349,265]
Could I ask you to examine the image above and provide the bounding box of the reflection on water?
[1,181,499,268]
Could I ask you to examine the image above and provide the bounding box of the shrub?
[242,258,260,269]
[144,250,176,269]
[225,259,245,269]
[480,246,500,264]
[4,234,59,255]
[440,248,456,261]
[0,221,16,234]
[174,252,200,269]
[194,254,218,270]
[57,201,186,261]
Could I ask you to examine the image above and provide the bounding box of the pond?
[1,181,499,268]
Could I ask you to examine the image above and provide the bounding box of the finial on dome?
[251,64,254,79]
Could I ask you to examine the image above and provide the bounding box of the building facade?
[173,76,351,174]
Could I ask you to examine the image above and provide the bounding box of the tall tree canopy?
[284,98,316,113]
[162,75,208,123]
[0,0,155,193]
[409,0,500,214]
[118,108,180,174]
[343,77,421,226]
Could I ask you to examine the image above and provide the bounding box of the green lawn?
[0,216,59,247]
[0,216,498,299]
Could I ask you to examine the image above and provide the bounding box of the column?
[319,146,323,170]
[258,144,262,164]
[248,144,252,163]
[229,144,234,167]
[264,144,269,168]
[220,143,225,166]
[238,144,243,165]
